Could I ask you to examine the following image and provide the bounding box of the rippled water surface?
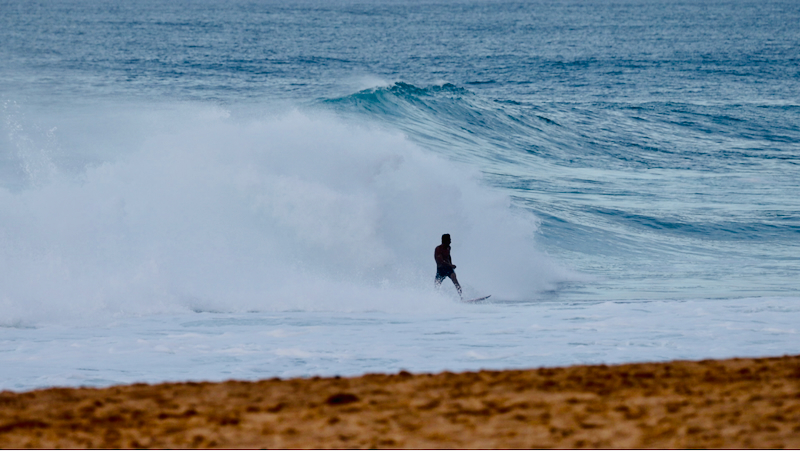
[1,0,798,390]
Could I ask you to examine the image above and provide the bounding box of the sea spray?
[0,104,570,326]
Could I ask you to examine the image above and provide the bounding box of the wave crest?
[0,104,570,325]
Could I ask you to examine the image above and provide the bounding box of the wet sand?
[1,355,799,448]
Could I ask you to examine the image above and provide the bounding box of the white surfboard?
[462,295,491,303]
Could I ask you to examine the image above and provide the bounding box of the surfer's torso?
[434,244,454,276]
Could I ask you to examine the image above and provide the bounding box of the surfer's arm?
[436,258,456,270]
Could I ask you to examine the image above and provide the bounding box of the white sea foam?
[2,296,799,392]
[0,103,572,327]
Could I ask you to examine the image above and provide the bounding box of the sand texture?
[1,355,800,448]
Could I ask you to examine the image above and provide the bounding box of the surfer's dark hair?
[441,233,451,243]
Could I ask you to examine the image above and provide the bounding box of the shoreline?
[2,355,799,448]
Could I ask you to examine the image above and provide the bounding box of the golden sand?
[2,355,799,448]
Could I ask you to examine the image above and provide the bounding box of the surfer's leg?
[448,273,462,297]
[435,273,445,287]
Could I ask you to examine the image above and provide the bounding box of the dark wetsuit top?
[434,244,454,279]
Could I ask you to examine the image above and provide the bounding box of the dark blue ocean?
[1,0,799,391]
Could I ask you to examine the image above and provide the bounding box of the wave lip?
[322,81,567,169]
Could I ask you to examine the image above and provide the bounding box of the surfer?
[434,233,462,297]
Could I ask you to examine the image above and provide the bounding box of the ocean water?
[1,0,798,392]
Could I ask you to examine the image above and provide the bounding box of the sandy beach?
[1,355,799,449]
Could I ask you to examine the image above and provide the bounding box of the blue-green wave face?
[323,81,800,301]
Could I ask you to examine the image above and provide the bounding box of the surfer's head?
[441,234,451,245]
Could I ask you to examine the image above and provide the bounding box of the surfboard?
[462,295,491,303]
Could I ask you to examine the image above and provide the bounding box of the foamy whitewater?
[1,0,799,391]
